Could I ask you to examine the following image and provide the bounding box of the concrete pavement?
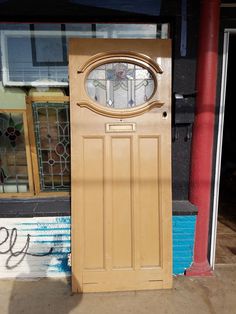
[0,265,235,314]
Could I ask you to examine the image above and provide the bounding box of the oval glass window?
[86,62,155,109]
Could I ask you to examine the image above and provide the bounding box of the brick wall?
[172,215,196,275]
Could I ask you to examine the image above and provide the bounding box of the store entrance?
[216,34,236,264]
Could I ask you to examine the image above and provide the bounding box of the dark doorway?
[216,34,236,264]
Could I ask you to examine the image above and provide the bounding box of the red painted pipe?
[186,0,220,276]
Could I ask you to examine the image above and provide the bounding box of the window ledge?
[0,197,70,217]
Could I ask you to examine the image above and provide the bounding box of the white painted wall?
[0,216,71,278]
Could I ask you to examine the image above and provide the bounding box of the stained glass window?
[0,112,29,193]
[86,62,155,109]
[32,103,70,192]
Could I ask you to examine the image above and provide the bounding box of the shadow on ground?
[1,266,235,314]
[7,236,82,314]
[8,277,82,314]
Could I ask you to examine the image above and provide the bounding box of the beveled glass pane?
[86,62,155,109]
[0,112,29,193]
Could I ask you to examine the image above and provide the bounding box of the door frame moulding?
[210,28,236,267]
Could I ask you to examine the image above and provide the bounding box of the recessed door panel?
[111,137,133,269]
[83,137,105,270]
[139,136,160,268]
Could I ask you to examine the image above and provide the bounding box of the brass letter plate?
[105,122,136,133]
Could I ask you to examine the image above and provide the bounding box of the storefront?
[1,0,233,293]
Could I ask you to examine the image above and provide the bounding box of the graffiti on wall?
[0,216,71,278]
[0,226,53,269]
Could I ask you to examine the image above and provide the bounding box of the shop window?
[0,110,33,195]
[1,30,69,86]
[0,23,169,87]
[0,22,170,197]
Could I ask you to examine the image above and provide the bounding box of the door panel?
[69,38,172,292]
[139,136,160,268]
[83,137,105,270]
[111,137,133,269]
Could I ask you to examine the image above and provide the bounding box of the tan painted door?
[69,38,172,293]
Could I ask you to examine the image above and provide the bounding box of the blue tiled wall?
[172,215,196,275]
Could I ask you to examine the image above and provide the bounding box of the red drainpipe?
[185,0,220,276]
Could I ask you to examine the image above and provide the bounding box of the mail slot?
[105,122,136,133]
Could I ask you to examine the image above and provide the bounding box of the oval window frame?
[77,51,164,118]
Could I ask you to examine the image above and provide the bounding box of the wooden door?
[69,38,172,293]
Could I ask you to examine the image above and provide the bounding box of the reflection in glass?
[1,23,168,86]
[95,24,160,39]
[0,112,29,193]
[86,62,155,109]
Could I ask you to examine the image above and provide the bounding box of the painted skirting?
[0,215,196,278]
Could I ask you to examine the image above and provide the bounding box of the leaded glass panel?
[86,62,155,109]
[32,103,70,192]
[0,112,29,193]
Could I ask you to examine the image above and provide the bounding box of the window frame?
[1,30,78,87]
[0,108,34,197]
[26,95,70,197]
